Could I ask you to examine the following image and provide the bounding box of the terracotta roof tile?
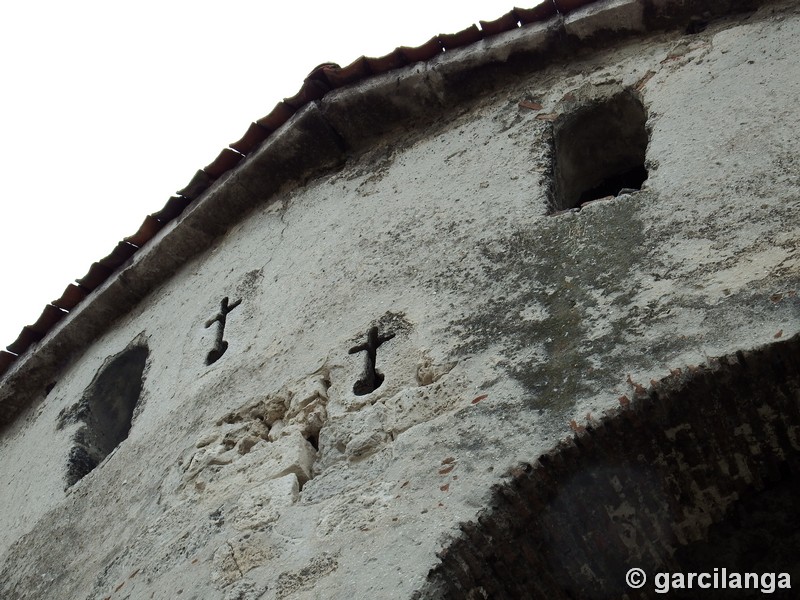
[98,241,138,270]
[28,304,67,335]
[75,262,114,292]
[284,78,331,108]
[365,49,409,74]
[304,62,341,87]
[257,101,296,132]
[177,170,214,201]
[439,25,483,50]
[0,350,16,377]
[151,195,193,223]
[7,326,43,355]
[553,0,594,14]
[514,2,558,23]
[51,283,88,311]
[323,56,372,88]
[399,36,443,63]
[480,12,520,35]
[229,123,272,156]
[124,215,165,248]
[204,148,245,179]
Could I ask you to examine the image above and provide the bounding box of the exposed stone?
[1,2,799,599]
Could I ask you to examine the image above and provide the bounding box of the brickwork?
[426,334,800,598]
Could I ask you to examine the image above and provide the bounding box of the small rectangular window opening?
[550,90,649,213]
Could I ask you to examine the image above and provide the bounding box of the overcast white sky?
[0,0,529,352]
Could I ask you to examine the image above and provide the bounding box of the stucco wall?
[1,2,798,599]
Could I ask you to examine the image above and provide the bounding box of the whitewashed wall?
[1,2,798,598]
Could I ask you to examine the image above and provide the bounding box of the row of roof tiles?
[0,0,601,378]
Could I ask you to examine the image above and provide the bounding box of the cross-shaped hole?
[348,326,395,396]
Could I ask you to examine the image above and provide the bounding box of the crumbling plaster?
[0,1,798,599]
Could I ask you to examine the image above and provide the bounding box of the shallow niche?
[57,343,149,487]
[550,89,649,213]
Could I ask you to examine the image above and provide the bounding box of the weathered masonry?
[426,337,800,598]
[1,1,798,599]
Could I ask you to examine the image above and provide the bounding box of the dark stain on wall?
[449,196,648,413]
[423,333,800,599]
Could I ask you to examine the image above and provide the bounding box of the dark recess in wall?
[59,344,149,487]
[551,90,649,212]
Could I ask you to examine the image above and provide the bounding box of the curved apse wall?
[424,334,800,599]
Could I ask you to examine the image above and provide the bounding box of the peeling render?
[0,1,798,599]
[425,334,800,599]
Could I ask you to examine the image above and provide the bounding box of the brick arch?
[424,335,800,599]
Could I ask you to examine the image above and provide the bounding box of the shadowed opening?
[61,345,149,486]
[424,335,800,599]
[552,90,649,212]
